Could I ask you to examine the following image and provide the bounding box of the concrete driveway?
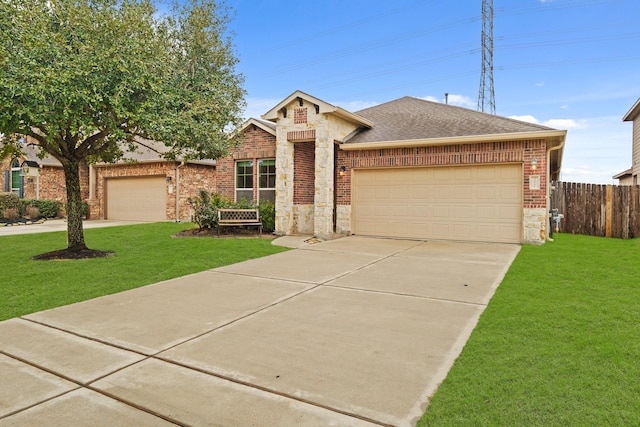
[0,236,519,427]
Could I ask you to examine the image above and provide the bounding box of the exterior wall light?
[166,176,172,182]
[339,166,346,176]
[531,157,538,171]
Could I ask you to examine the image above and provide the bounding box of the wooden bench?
[217,208,262,236]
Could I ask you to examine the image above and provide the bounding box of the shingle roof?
[346,96,557,144]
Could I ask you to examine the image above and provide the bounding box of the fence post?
[606,185,613,237]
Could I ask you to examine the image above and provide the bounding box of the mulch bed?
[32,248,115,260]
[173,226,270,238]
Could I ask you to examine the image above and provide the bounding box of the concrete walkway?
[0,236,519,427]
[0,219,151,236]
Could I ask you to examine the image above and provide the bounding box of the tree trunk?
[63,159,88,251]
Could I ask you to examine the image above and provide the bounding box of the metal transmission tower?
[478,0,495,114]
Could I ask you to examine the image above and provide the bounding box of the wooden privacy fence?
[551,182,640,239]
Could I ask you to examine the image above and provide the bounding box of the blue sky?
[223,0,639,184]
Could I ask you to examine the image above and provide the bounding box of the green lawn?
[419,234,640,426]
[0,222,288,321]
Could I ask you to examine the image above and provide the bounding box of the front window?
[258,159,276,203]
[10,158,22,197]
[236,160,253,202]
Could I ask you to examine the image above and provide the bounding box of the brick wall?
[336,139,548,210]
[1,157,73,203]
[293,142,315,205]
[216,124,276,201]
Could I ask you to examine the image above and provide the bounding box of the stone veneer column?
[275,119,294,235]
[313,121,334,239]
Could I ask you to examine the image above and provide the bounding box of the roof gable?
[261,90,373,128]
[239,118,276,136]
[347,96,559,144]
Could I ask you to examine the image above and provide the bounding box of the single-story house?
[1,136,218,221]
[613,97,640,185]
[263,91,565,244]
[2,90,566,244]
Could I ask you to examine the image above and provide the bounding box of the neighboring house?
[613,98,640,185]
[2,91,567,244]
[1,139,69,202]
[1,136,218,222]
[262,91,566,244]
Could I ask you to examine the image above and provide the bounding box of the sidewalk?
[0,219,152,236]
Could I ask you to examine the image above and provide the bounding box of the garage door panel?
[353,165,522,244]
[106,177,167,221]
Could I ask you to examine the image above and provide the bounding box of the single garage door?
[106,176,167,221]
[352,164,522,244]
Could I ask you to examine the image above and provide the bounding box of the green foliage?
[419,234,640,426]
[187,191,276,232]
[0,0,245,249]
[187,189,232,229]
[259,200,276,232]
[21,199,62,218]
[0,192,21,217]
[0,222,288,320]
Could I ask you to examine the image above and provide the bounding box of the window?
[236,160,253,202]
[259,159,276,203]
[10,158,22,197]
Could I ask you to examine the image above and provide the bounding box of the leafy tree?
[0,0,245,258]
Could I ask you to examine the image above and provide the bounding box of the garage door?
[106,176,167,221]
[352,164,522,243]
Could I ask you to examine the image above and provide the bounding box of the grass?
[418,233,640,426]
[0,222,288,321]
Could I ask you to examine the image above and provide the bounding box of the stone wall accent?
[523,207,547,244]
[216,124,276,201]
[292,204,314,234]
[335,205,351,234]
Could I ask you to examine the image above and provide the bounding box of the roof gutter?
[546,135,566,241]
[340,130,567,151]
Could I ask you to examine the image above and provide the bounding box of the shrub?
[0,192,21,217]
[3,207,19,221]
[25,205,41,219]
[259,200,276,232]
[188,190,232,229]
[21,199,62,218]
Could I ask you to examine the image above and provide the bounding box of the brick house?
[262,91,566,244]
[3,91,566,244]
[1,121,274,222]
[613,97,640,185]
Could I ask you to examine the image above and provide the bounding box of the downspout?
[175,161,185,222]
[546,138,565,241]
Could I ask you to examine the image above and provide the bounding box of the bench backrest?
[218,208,260,222]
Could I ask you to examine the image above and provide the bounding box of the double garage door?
[352,164,523,244]
[106,176,167,221]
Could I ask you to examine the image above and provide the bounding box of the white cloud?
[543,119,587,129]
[508,115,540,124]
[447,94,475,108]
[560,105,569,110]
[535,82,545,87]
[421,94,475,108]
[507,115,587,130]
